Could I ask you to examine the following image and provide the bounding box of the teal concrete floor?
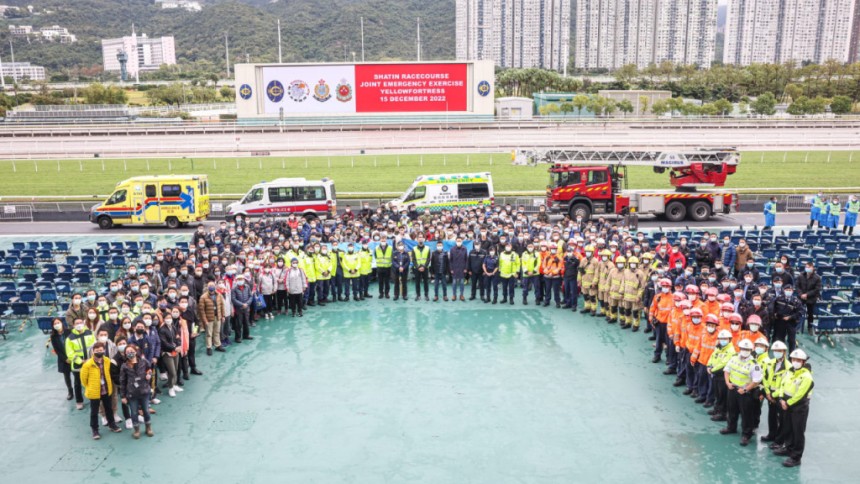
[1,236,859,483]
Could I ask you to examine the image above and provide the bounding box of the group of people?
[50,203,815,463]
[807,192,859,234]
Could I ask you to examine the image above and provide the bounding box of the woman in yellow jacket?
[80,341,122,439]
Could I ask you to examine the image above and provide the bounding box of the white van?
[226,177,336,220]
[390,173,494,212]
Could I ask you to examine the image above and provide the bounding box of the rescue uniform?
[520,250,541,305]
[648,291,673,362]
[774,364,814,464]
[621,267,642,328]
[607,264,625,323]
[498,250,521,304]
[411,244,431,299]
[707,341,736,420]
[374,244,393,298]
[724,354,763,440]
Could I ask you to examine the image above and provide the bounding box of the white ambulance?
[226,177,336,220]
[390,173,494,212]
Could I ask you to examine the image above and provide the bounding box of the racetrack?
[2,123,859,159]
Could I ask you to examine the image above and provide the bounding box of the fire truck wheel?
[664,201,686,223]
[569,203,591,221]
[689,201,711,221]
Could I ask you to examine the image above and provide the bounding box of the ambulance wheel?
[689,201,711,222]
[166,217,180,229]
[664,201,686,223]
[97,216,113,230]
[569,203,591,221]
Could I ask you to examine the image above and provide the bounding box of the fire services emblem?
[266,80,284,102]
[313,80,331,102]
[288,80,309,102]
[336,79,353,102]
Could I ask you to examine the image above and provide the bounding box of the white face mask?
[661,287,670,293]
[53,323,63,331]
[97,336,108,343]
[123,322,131,330]
[730,324,740,331]
[792,361,803,370]
[773,351,784,360]
[706,326,716,334]
[739,350,751,358]
[749,324,759,332]
[755,347,765,355]
[74,324,85,332]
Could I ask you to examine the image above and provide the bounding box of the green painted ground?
[1,151,859,197]
[0,236,858,483]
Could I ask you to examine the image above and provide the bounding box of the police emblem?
[266,80,284,102]
[288,80,309,102]
[335,79,352,102]
[477,80,491,97]
[239,84,253,100]
[313,80,331,102]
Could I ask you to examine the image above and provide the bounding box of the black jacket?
[468,249,487,274]
[120,358,153,400]
[429,250,450,276]
[158,323,179,354]
[448,246,469,277]
[50,329,71,373]
[563,255,580,279]
[795,272,822,304]
[770,295,805,323]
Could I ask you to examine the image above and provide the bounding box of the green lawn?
[1,151,859,198]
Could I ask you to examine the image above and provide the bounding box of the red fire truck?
[518,148,740,222]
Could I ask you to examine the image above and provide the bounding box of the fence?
[0,205,34,222]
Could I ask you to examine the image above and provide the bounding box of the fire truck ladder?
[518,148,739,167]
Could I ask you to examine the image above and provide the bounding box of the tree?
[538,103,560,116]
[82,83,128,105]
[638,95,650,115]
[219,86,235,100]
[651,99,670,116]
[830,95,853,114]
[559,102,575,115]
[787,95,810,115]
[572,94,589,116]
[699,103,719,116]
[617,99,634,116]
[784,83,803,103]
[751,92,777,115]
[712,98,733,116]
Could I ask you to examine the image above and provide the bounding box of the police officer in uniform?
[391,243,411,301]
[721,338,763,446]
[773,349,814,468]
[468,245,487,301]
[411,236,431,301]
[770,285,805,353]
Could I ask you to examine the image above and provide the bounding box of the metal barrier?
[0,204,34,222]
[786,195,811,211]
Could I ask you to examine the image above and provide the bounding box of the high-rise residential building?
[723,0,857,66]
[851,0,860,62]
[456,0,571,71]
[574,0,717,71]
[101,29,176,77]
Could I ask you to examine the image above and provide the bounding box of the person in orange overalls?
[684,307,705,398]
[673,299,693,387]
[702,287,721,317]
[542,250,564,308]
[718,303,734,331]
[693,314,720,406]
[728,313,743,350]
[685,284,704,313]
[740,314,767,346]
[649,278,675,363]
[665,292,687,375]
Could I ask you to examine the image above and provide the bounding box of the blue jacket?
[721,243,737,271]
[129,329,160,362]
[448,245,469,277]
[483,255,499,274]
[392,250,411,272]
[231,283,253,307]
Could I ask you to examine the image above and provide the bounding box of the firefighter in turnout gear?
[596,249,613,316]
[607,256,626,324]
[621,256,643,331]
[580,245,598,315]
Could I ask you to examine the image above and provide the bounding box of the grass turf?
[1,150,859,197]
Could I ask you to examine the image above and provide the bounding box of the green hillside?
[0,0,455,74]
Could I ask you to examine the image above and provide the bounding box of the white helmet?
[789,349,809,360]
[717,329,732,339]
[771,341,788,351]
[738,339,754,350]
[754,337,769,347]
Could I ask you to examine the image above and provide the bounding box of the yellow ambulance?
[89,175,210,229]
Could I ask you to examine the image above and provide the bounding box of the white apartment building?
[724,0,856,65]
[0,62,46,81]
[575,0,717,71]
[101,32,176,77]
[456,0,571,71]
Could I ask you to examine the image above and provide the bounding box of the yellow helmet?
[627,256,640,264]
[585,244,595,252]
[615,256,627,265]
[600,249,612,257]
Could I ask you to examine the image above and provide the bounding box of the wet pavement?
[0,236,858,483]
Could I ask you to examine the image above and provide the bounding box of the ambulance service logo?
[477,80,491,97]
[336,79,353,102]
[239,84,253,100]
[266,80,284,102]
[313,79,331,102]
[288,80,310,102]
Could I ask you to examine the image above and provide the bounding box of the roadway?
[0,212,812,236]
[2,123,859,159]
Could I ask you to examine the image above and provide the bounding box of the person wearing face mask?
[358,242,374,300]
[682,307,705,398]
[542,246,564,309]
[65,293,89,330]
[50,318,76,402]
[391,243,411,302]
[177,297,202,378]
[772,349,814,467]
[301,245,319,307]
[706,329,736,423]
[721,338,763,446]
[770,285,804,352]
[65,318,96,410]
[311,244,332,304]
[561,247,581,312]
[482,248,500,304]
[448,236,469,302]
[80,342,122,439]
[619,256,642,330]
[230,275,254,342]
[256,264,277,319]
[411,237,431,302]
[498,244,520,305]
[808,192,825,229]
[429,241,451,302]
[763,196,777,230]
[649,279,675,363]
[119,343,155,439]
[272,258,289,314]
[843,195,859,235]
[771,261,794,287]
[285,258,308,317]
[579,246,599,315]
[670,299,693,386]
[694,237,714,270]
[374,236,393,299]
[733,239,753,277]
[760,341,789,442]
[739,314,767,348]
[158,314,181,398]
[824,197,841,229]
[795,262,821,334]
[595,249,614,316]
[466,244,487,302]
[340,243,362,301]
[692,314,720,405]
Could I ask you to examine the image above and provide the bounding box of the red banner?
[354,63,468,113]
